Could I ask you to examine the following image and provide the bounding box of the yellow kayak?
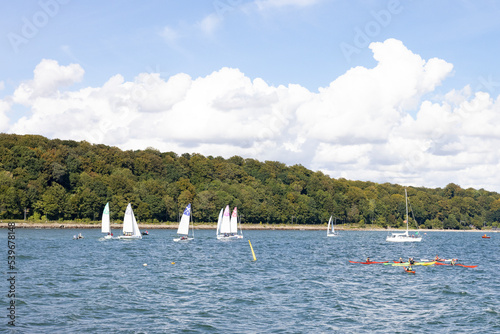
[391,261,436,266]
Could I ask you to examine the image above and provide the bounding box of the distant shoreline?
[0,221,496,232]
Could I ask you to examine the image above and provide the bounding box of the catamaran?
[386,189,422,242]
[101,202,113,239]
[230,206,243,239]
[216,205,243,240]
[327,215,338,237]
[174,203,194,242]
[118,203,142,239]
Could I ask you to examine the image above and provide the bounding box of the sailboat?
[174,203,194,242]
[101,202,113,239]
[386,189,422,242]
[216,205,243,240]
[118,203,142,239]
[230,206,243,239]
[327,216,338,237]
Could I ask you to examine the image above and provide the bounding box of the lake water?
[2,228,499,333]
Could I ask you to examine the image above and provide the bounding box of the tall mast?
[405,188,408,232]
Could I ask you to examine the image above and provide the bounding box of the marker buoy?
[143,263,147,267]
[171,262,175,265]
[248,240,257,261]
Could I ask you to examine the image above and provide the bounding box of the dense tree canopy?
[0,134,498,229]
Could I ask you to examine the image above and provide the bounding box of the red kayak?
[434,258,454,262]
[404,267,415,274]
[349,260,389,264]
[435,262,477,268]
[482,235,490,239]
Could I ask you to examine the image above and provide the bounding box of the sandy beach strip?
[0,221,496,232]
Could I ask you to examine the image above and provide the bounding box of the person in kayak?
[366,257,370,262]
[435,255,440,261]
[451,259,456,266]
[408,257,415,265]
[399,257,404,263]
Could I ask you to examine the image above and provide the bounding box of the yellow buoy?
[248,240,257,261]
[171,262,175,265]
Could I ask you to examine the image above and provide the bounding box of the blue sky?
[2,0,500,192]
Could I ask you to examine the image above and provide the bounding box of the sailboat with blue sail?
[174,203,194,242]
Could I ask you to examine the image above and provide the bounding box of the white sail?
[131,209,141,237]
[177,203,191,235]
[216,207,224,236]
[230,207,238,233]
[219,205,231,234]
[101,202,110,234]
[120,203,142,239]
[123,203,134,234]
[327,216,338,237]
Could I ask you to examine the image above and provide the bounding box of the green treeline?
[1,133,500,229]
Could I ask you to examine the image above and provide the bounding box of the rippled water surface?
[2,229,499,333]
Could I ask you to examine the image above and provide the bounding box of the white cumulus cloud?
[3,39,500,191]
[12,59,84,105]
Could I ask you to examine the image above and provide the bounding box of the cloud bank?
[3,39,500,191]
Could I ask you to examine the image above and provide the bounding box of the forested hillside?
[1,134,499,229]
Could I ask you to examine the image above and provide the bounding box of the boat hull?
[173,237,194,242]
[386,235,422,242]
[391,261,435,266]
[217,234,243,240]
[118,235,142,240]
[435,262,477,268]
